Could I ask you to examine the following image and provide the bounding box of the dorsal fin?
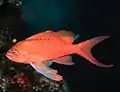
[25,30,54,40]
[45,30,53,33]
[25,30,79,43]
[58,30,79,43]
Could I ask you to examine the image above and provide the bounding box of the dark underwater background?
[20,0,118,92]
[0,0,119,92]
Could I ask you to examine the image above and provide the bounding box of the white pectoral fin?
[30,62,63,81]
[44,60,53,66]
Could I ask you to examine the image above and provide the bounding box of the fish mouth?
[6,53,25,63]
[6,52,12,58]
[6,54,18,62]
[6,54,12,60]
[6,53,14,60]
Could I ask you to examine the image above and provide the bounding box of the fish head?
[6,41,30,64]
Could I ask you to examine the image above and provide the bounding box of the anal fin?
[53,55,75,65]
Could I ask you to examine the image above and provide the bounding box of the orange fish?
[6,30,113,81]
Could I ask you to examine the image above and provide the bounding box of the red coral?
[9,72,27,88]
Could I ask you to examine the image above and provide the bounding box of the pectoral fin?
[53,55,75,65]
[30,62,63,81]
[44,60,53,66]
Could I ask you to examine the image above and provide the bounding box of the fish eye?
[11,49,19,56]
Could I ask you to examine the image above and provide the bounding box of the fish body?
[6,30,77,64]
[6,30,113,81]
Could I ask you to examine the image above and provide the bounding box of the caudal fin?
[76,36,114,68]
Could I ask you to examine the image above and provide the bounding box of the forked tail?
[75,36,114,67]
